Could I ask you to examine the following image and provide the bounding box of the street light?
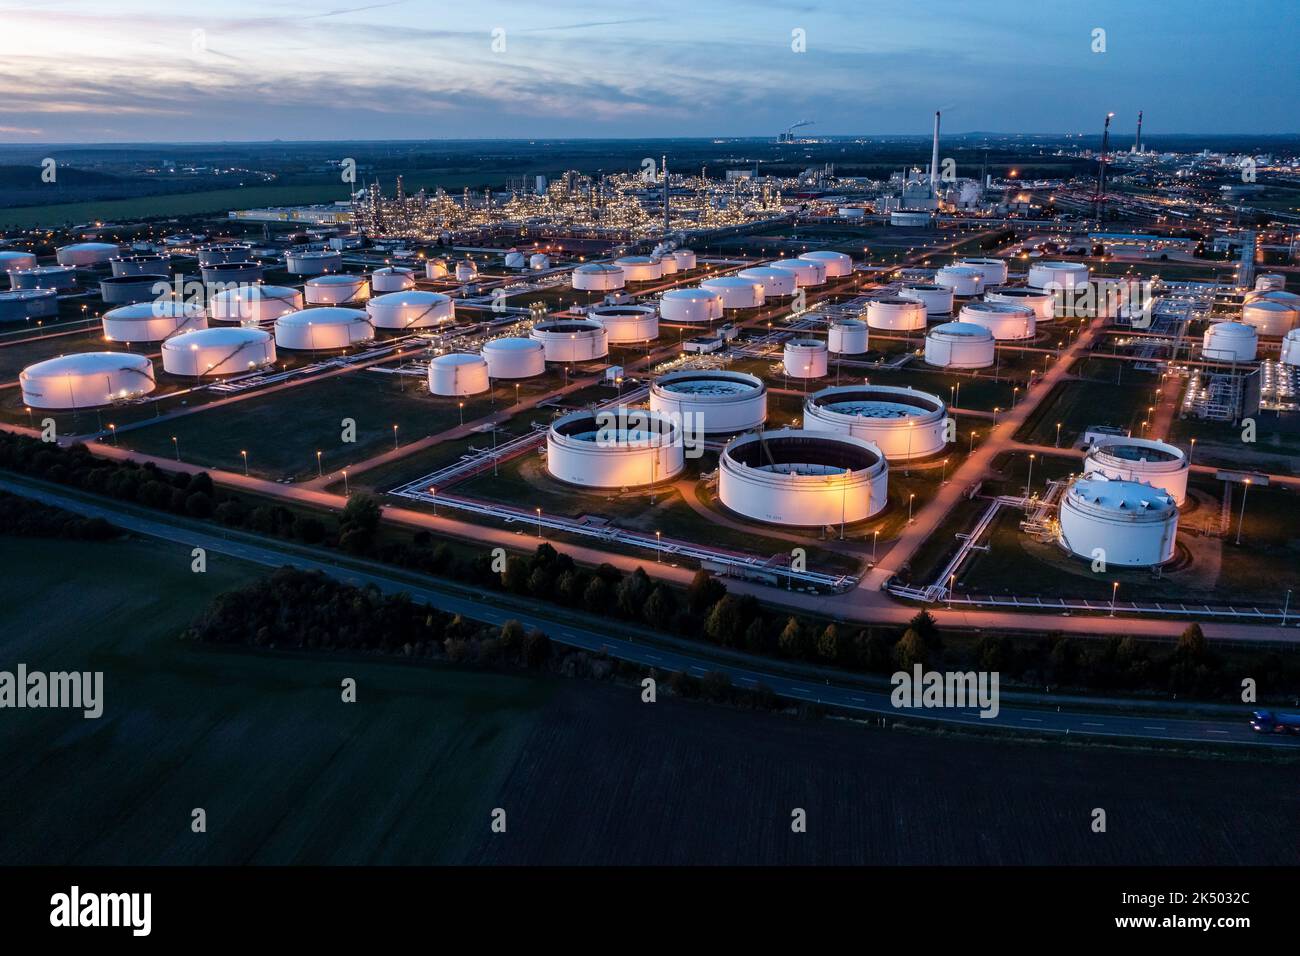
[1110,581,1119,617]
[1188,437,1196,466]
[1026,453,1036,496]
[536,507,542,539]
[316,450,323,477]
[941,457,949,484]
[171,435,179,460]
[240,449,248,476]
[969,430,978,453]
[1235,478,1251,545]
[107,423,117,445]
[429,486,436,516]
[342,470,349,495]
[392,424,399,450]
[948,573,956,609]
[908,492,916,523]
[873,529,879,562]
[1055,422,1062,448]
[458,401,465,426]
[656,530,662,562]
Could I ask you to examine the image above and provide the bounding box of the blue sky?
[0,0,1295,142]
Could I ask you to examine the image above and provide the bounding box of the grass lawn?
[1017,376,1156,447]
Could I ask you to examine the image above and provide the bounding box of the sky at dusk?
[0,0,1296,143]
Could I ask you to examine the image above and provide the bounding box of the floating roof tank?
[546,408,684,488]
[650,369,767,433]
[803,384,948,460]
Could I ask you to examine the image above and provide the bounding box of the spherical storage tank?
[98,274,169,305]
[650,369,767,434]
[55,242,119,267]
[274,307,373,351]
[103,301,206,343]
[304,273,369,305]
[546,409,684,488]
[959,301,1035,340]
[0,289,58,323]
[209,285,303,323]
[1084,437,1189,506]
[589,304,659,343]
[367,291,454,330]
[198,244,252,267]
[985,287,1054,322]
[803,385,947,461]
[371,266,415,293]
[11,266,76,291]
[1241,298,1299,338]
[701,276,764,309]
[20,352,155,409]
[897,283,953,316]
[768,258,826,287]
[428,353,490,396]
[660,287,723,323]
[0,251,37,274]
[925,322,995,369]
[1282,329,1300,367]
[828,319,869,355]
[784,339,828,379]
[110,254,170,277]
[482,337,545,378]
[425,258,449,279]
[719,429,888,526]
[1028,261,1089,291]
[1202,321,1257,362]
[737,267,797,297]
[285,250,342,275]
[866,297,927,331]
[798,250,853,278]
[162,327,275,377]
[616,256,664,283]
[935,266,985,297]
[572,263,626,292]
[672,249,697,271]
[1058,475,1177,567]
[530,319,608,362]
[957,258,1008,285]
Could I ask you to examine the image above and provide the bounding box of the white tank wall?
[572,264,626,291]
[828,320,869,355]
[56,243,119,267]
[798,251,852,278]
[103,302,207,342]
[591,306,659,343]
[803,385,948,460]
[530,253,551,271]
[656,255,678,275]
[110,256,169,277]
[898,284,953,315]
[99,275,170,305]
[1281,329,1300,367]
[305,275,370,305]
[455,261,478,282]
[0,251,37,273]
[20,352,155,409]
[650,369,767,434]
[11,266,76,291]
[428,354,490,396]
[371,268,415,293]
[925,323,995,369]
[201,262,262,286]
[198,245,251,267]
[768,258,825,286]
[1084,439,1189,506]
[935,266,985,296]
[274,308,373,350]
[737,268,797,297]
[1202,322,1258,362]
[784,340,828,378]
[209,285,303,323]
[286,250,342,275]
[1058,479,1178,567]
[425,259,449,279]
[661,288,723,322]
[1256,274,1286,292]
[546,411,685,488]
[672,249,696,270]
[958,258,1008,285]
[959,302,1035,340]
[1028,261,1089,291]
[985,287,1055,322]
[701,278,764,309]
[0,289,58,322]
[1242,300,1298,337]
[367,291,454,329]
[482,338,546,378]
[616,257,663,282]
[867,297,927,330]
[530,321,609,362]
[162,328,276,377]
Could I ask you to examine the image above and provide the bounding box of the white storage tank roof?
[0,288,59,322]
[768,257,826,286]
[957,258,1008,285]
[783,338,828,379]
[304,273,370,305]
[828,318,869,355]
[1241,296,1299,337]
[530,319,609,362]
[110,253,170,277]
[984,286,1055,322]
[650,369,767,434]
[616,256,664,282]
[1255,274,1286,292]
[20,351,155,409]
[935,266,985,296]
[209,284,303,323]
[161,326,275,377]
[661,287,724,322]
[1058,475,1178,567]
[274,307,373,350]
[55,242,120,267]
[428,352,490,396]
[482,336,545,378]
[201,261,262,286]
[701,276,765,309]
[455,260,478,282]
[547,409,685,488]
[529,253,551,271]
[925,322,995,369]
[589,304,659,343]
[285,249,343,275]
[897,282,953,316]
[503,251,527,269]
[1202,321,1258,362]
[958,301,1036,340]
[571,262,626,291]
[1028,261,1089,291]
[366,290,454,330]
[425,258,449,279]
[1084,437,1189,506]
[737,267,797,297]
[10,265,77,291]
[198,244,252,267]
[672,249,697,270]
[103,300,207,343]
[656,254,678,275]
[371,266,415,293]
[797,250,853,278]
[99,274,170,305]
[866,296,927,331]
[0,251,38,273]
[803,385,948,461]
[1281,328,1300,367]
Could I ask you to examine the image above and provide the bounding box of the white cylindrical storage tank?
[956,258,1009,285]
[455,260,478,282]
[985,286,1055,322]
[10,266,76,291]
[650,369,767,434]
[672,249,696,270]
[367,290,454,330]
[0,289,58,322]
[701,276,765,309]
[1202,321,1258,362]
[274,307,373,351]
[898,282,953,315]
[201,261,262,287]
[828,318,869,355]
[866,296,927,331]
[482,337,545,378]
[99,274,169,305]
[1256,274,1286,292]
[803,385,948,461]
[1281,329,1300,367]
[503,251,527,269]
[55,242,119,267]
[198,244,252,267]
[661,287,723,323]
[371,266,415,293]
[546,409,685,488]
[783,338,828,379]
[768,257,826,287]
[589,304,659,343]
[616,256,664,282]
[529,253,551,271]
[737,267,797,297]
[571,263,626,291]
[20,352,155,409]
[1242,299,1299,338]
[1084,437,1189,506]
[890,210,933,227]
[103,301,206,343]
[425,258,449,279]
[209,285,303,323]
[935,266,985,296]
[304,274,370,305]
[798,250,853,278]
[530,319,609,362]
[1058,476,1178,567]
[925,322,995,369]
[285,249,342,275]
[161,327,276,377]
[656,255,678,276]
[428,353,490,396]
[719,429,888,526]
[110,254,170,277]
[0,251,37,274]
[1028,260,1089,291]
[959,301,1036,340]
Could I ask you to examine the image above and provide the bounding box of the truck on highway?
[1249,710,1300,734]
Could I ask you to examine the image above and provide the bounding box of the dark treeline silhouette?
[0,489,120,541]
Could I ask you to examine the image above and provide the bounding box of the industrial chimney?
[930,111,941,198]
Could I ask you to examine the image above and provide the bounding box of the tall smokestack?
[662,155,670,233]
[930,111,941,198]
[1135,110,1143,153]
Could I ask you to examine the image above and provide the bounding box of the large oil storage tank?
[925,322,996,369]
[984,286,1055,322]
[898,282,953,315]
[367,290,454,330]
[935,266,985,297]
[0,289,58,322]
[1084,437,1189,506]
[616,256,664,283]
[209,284,303,323]
[428,353,490,396]
[529,253,551,271]
[1058,475,1178,567]
[1028,261,1089,291]
[661,287,724,323]
[110,253,170,277]
[425,258,449,279]
[530,318,609,362]
[285,249,342,275]
[1255,274,1286,292]
[890,210,932,227]
[103,301,206,343]
[866,296,927,331]
[99,274,169,305]
[1242,298,1300,338]
[719,428,889,525]
[274,307,373,350]
[798,250,853,278]
[957,258,1008,285]
[572,262,626,291]
[20,352,155,409]
[1282,329,1300,367]
[304,273,370,305]
[546,409,684,488]
[161,327,276,377]
[55,242,119,267]
[701,276,765,309]
[768,257,827,287]
[455,260,478,282]
[198,244,252,267]
[482,337,545,378]
[1246,289,1300,308]
[589,304,659,343]
[656,254,678,276]
[0,251,37,274]
[503,251,527,270]
[201,261,262,287]
[371,266,415,293]
[650,369,767,434]
[11,265,76,291]
[1202,321,1258,362]
[672,249,697,270]
[784,338,828,378]
[737,267,797,297]
[828,318,869,355]
[803,385,948,460]
[959,301,1036,340]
